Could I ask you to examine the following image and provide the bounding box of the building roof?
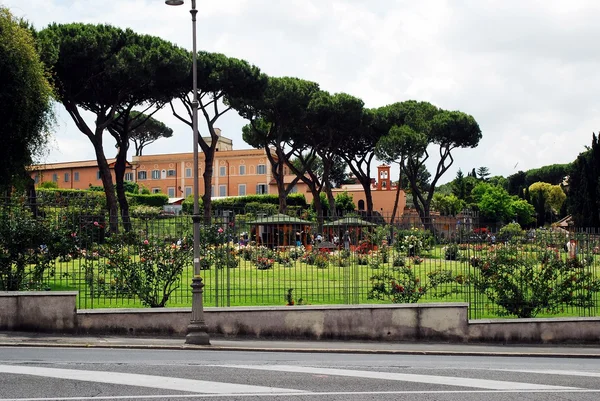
[248,213,313,225]
[323,216,377,227]
[30,159,117,171]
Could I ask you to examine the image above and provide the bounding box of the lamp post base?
[185,326,210,345]
[185,276,210,345]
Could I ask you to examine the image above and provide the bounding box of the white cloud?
[4,0,600,184]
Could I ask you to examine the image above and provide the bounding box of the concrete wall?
[78,304,468,342]
[0,292,77,332]
[469,318,600,344]
[4,292,600,344]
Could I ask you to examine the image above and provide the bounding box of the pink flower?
[93,221,99,226]
[218,227,224,234]
[143,239,149,245]
[71,233,77,238]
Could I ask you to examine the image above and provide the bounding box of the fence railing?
[2,194,599,319]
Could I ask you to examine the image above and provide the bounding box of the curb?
[1,342,600,359]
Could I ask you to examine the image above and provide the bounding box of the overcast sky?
[5,0,600,183]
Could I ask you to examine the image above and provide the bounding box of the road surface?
[1,347,600,400]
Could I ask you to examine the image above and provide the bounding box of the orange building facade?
[30,134,404,217]
[31,134,275,199]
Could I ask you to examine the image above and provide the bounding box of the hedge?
[36,188,168,208]
[127,193,169,207]
[182,193,308,215]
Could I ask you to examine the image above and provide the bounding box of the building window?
[167,169,176,177]
[74,172,80,182]
[34,174,39,184]
[96,170,101,180]
[239,165,245,175]
[289,185,298,193]
[137,171,147,180]
[257,164,266,175]
[168,187,175,197]
[219,166,226,177]
[125,172,133,181]
[52,173,58,183]
[185,168,192,178]
[64,173,70,183]
[256,184,267,194]
[152,188,161,194]
[219,185,226,197]
[151,170,160,179]
[238,184,246,196]
[184,186,192,197]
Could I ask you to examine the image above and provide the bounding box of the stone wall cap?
[0,291,78,297]
[470,316,600,324]
[78,303,468,315]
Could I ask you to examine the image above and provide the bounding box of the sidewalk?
[1,331,600,358]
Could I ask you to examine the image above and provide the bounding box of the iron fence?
[2,193,599,320]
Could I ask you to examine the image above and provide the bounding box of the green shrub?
[392,255,405,267]
[498,222,525,243]
[100,234,191,307]
[130,205,162,218]
[39,181,58,189]
[444,244,460,261]
[127,193,168,207]
[0,205,78,290]
[471,245,600,318]
[368,267,461,304]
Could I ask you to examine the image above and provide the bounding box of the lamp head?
[165,0,184,5]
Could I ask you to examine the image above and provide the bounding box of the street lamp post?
[165,0,210,345]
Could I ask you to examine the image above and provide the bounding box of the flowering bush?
[213,245,239,269]
[356,254,369,265]
[100,234,192,307]
[471,245,600,318]
[368,266,461,303]
[392,255,405,268]
[0,205,78,291]
[394,228,432,256]
[255,257,274,270]
[411,256,424,265]
[288,246,305,260]
[444,244,460,261]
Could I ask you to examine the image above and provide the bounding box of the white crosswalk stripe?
[211,364,580,390]
[0,364,305,395]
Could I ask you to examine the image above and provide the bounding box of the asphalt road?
[2,347,600,400]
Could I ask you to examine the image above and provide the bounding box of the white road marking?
[212,364,580,390]
[0,364,304,395]
[500,368,600,378]
[1,389,600,401]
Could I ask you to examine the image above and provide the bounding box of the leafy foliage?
[568,134,600,227]
[471,245,600,318]
[368,267,461,303]
[0,205,77,290]
[101,234,192,307]
[0,7,54,190]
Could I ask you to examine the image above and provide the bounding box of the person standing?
[343,230,350,251]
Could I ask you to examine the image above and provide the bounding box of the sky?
[5,0,600,184]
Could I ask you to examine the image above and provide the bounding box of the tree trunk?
[390,164,402,225]
[312,188,324,234]
[362,178,374,217]
[25,175,40,218]
[325,183,336,217]
[271,149,287,214]
[202,146,215,225]
[114,143,132,231]
[93,141,119,233]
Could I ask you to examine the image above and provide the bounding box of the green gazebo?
[248,213,313,248]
